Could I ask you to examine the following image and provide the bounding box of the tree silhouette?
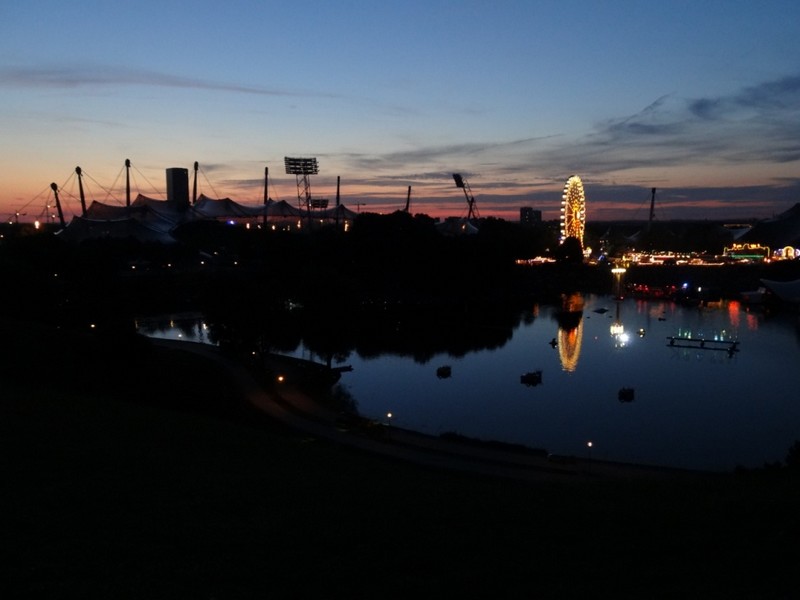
[786,440,800,469]
[554,236,584,264]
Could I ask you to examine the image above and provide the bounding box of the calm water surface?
[140,296,800,472]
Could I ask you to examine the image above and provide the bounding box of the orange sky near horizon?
[3,2,799,225]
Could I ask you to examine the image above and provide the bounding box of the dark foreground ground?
[3,320,799,599]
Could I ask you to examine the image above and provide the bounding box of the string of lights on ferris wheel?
[560,175,586,247]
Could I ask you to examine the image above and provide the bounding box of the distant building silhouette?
[166,167,190,211]
[520,207,542,226]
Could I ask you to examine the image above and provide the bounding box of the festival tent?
[740,203,800,248]
[57,215,177,244]
[436,217,479,236]
[130,194,199,224]
[58,195,198,243]
[84,201,143,220]
[265,199,303,218]
[316,204,359,223]
[193,194,268,219]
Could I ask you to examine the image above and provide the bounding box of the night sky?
[2,0,799,222]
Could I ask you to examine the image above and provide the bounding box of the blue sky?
[2,0,800,222]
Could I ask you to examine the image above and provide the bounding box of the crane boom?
[453,173,479,220]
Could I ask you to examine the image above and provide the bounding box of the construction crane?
[453,173,479,220]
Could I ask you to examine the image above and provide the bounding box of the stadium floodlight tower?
[284,157,319,220]
[453,173,479,220]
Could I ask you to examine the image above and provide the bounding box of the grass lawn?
[3,320,799,598]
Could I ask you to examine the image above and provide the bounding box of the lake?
[138,295,800,472]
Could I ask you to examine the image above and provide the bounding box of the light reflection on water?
[328,296,800,472]
[135,313,215,344]
[138,298,800,472]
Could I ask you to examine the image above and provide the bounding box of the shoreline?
[154,338,712,483]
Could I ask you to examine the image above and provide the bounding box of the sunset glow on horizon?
[2,1,800,224]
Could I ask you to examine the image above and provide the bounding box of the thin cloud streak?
[340,135,558,172]
[0,64,337,99]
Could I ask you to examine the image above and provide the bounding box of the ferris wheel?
[560,175,586,246]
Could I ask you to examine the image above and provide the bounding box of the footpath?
[154,338,702,483]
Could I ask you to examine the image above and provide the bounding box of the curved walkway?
[154,338,704,483]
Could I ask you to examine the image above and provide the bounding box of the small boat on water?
[436,365,452,379]
[618,387,635,402]
[520,370,543,386]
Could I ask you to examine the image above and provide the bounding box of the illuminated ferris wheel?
[560,175,586,246]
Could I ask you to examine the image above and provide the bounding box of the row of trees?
[0,212,743,330]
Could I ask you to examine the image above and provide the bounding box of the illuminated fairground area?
[619,251,720,266]
[618,244,796,266]
[722,243,798,262]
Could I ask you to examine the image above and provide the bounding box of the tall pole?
[50,183,66,228]
[264,167,269,206]
[335,176,341,226]
[306,174,312,228]
[648,188,656,230]
[192,161,199,204]
[125,159,131,207]
[262,167,269,227]
[405,186,412,213]
[75,166,87,216]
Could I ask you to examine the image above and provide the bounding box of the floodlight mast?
[284,157,319,222]
[453,173,479,220]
